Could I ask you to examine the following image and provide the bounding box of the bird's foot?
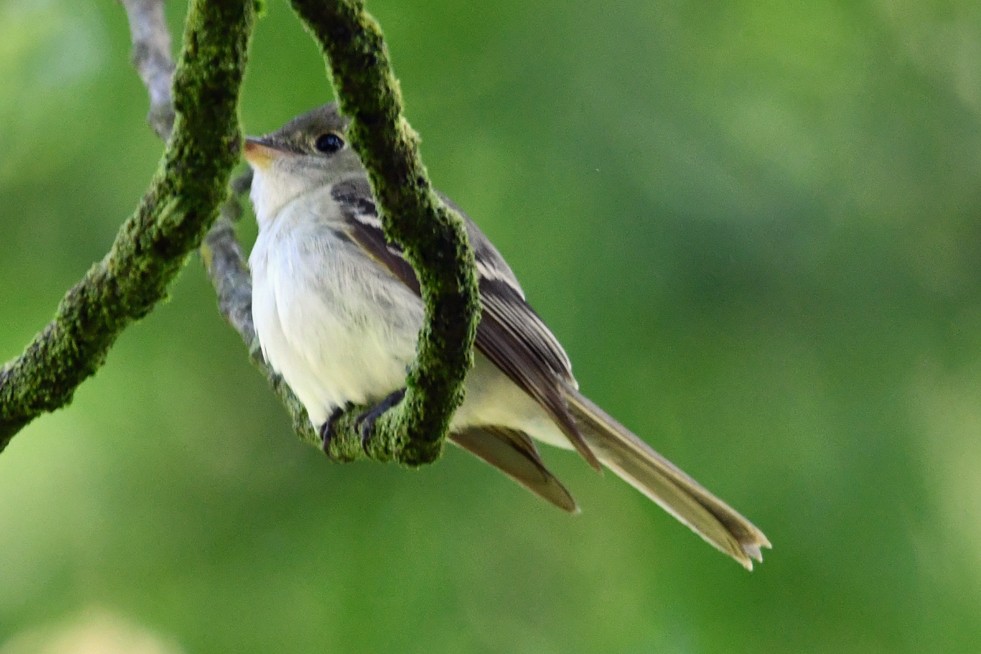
[320,404,350,459]
[356,388,406,454]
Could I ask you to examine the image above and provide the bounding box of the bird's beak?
[243,136,284,170]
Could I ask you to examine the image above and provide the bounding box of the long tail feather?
[564,389,771,569]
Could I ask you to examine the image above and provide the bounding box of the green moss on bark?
[2,0,476,469]
[291,0,480,466]
[0,0,255,451]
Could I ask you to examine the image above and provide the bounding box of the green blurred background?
[2,0,980,652]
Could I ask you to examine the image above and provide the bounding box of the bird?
[243,103,771,569]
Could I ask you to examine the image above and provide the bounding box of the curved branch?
[118,1,318,446]
[290,0,480,466]
[122,0,175,138]
[0,0,255,450]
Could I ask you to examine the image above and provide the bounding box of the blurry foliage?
[1,1,979,652]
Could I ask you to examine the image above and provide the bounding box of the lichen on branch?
[0,0,255,450]
[290,0,480,466]
[1,0,476,468]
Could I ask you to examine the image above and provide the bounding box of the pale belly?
[250,220,572,450]
[251,225,422,425]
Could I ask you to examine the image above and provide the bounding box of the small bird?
[244,103,771,569]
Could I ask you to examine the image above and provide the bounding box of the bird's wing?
[330,177,599,468]
[450,426,578,512]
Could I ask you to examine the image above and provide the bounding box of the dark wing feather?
[450,427,578,512]
[331,178,600,469]
[331,179,420,293]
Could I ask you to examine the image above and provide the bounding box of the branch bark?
[290,0,480,466]
[0,0,255,450]
[1,0,477,468]
[125,0,318,446]
[122,0,175,139]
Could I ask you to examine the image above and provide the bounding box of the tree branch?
[0,0,255,451]
[290,0,480,466]
[119,1,319,446]
[1,0,476,467]
[122,0,175,139]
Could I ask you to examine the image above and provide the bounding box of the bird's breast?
[250,211,424,425]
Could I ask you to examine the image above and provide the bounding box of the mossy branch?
[0,0,255,451]
[1,0,477,468]
[290,0,480,466]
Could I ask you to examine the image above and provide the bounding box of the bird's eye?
[314,132,345,154]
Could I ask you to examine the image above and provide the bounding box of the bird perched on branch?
[244,103,770,569]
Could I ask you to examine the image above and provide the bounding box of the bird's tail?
[564,389,771,570]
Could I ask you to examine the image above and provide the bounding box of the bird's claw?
[356,388,406,454]
[320,405,348,459]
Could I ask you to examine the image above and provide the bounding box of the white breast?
[249,192,424,426]
[248,182,570,450]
